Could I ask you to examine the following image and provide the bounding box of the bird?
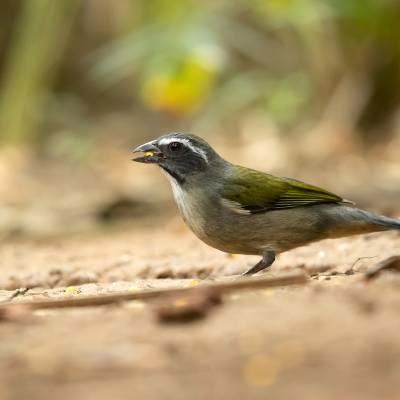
[132,132,400,275]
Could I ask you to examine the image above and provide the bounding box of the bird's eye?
[168,141,183,152]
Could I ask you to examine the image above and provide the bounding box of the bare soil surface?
[1,220,400,400]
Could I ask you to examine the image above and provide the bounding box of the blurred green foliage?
[0,0,399,144]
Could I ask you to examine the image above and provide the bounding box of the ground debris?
[7,287,29,300]
[155,287,222,323]
[365,255,400,281]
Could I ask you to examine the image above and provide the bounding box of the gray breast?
[165,175,266,254]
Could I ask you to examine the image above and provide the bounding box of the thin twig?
[0,272,307,311]
[350,256,378,270]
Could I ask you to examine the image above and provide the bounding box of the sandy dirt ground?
[0,218,400,400]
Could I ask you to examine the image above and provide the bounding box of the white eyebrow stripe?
[158,137,208,162]
[159,137,181,146]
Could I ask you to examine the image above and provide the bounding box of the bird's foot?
[241,250,276,276]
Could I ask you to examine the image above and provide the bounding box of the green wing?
[222,166,346,214]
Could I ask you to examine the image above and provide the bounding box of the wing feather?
[221,167,348,214]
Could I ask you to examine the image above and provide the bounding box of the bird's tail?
[369,212,400,231]
[325,205,400,238]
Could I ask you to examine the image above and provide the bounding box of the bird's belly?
[186,216,263,255]
[184,206,330,255]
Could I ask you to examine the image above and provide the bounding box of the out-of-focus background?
[1,0,400,236]
[1,3,400,400]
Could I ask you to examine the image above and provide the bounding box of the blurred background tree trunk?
[0,0,80,143]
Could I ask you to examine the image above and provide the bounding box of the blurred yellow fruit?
[141,44,223,114]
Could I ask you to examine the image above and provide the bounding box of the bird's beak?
[132,141,163,164]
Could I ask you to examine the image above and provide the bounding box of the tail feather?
[372,213,400,231]
[325,206,400,237]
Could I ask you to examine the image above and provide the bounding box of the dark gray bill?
[132,142,163,163]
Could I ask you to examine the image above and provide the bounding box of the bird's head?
[132,133,221,183]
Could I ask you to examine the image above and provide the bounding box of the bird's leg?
[242,250,276,276]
